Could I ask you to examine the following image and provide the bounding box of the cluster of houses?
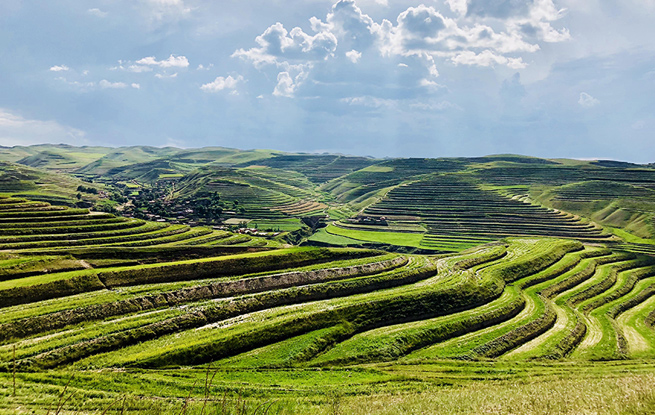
[347,216,388,226]
[108,182,283,238]
[234,228,281,237]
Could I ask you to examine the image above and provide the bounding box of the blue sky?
[0,0,654,161]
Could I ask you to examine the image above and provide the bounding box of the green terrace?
[358,174,610,243]
[3,236,655,376]
[0,197,275,252]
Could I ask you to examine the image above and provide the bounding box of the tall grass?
[2,369,655,414]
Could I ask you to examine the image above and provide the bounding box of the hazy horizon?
[1,142,650,165]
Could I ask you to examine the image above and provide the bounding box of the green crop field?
[324,223,427,248]
[1,147,655,414]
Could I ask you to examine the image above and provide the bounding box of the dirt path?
[505,299,567,358]
[616,296,655,355]
[101,308,171,326]
[5,328,76,350]
[578,314,602,350]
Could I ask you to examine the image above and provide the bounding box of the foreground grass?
[1,361,655,414]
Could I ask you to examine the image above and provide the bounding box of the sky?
[0,0,654,162]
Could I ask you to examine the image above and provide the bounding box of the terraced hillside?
[473,163,655,188]
[0,161,105,207]
[468,163,655,238]
[331,174,608,251]
[3,229,655,374]
[321,158,466,204]
[239,154,380,184]
[544,180,655,239]
[6,145,655,248]
[176,166,328,218]
[0,196,274,251]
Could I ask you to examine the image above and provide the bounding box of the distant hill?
[170,147,280,166]
[0,160,105,206]
[237,154,381,183]
[176,165,326,218]
[75,146,183,175]
[10,144,113,171]
[1,144,655,242]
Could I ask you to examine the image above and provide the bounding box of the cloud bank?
[233,0,570,98]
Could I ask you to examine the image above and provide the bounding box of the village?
[104,180,282,238]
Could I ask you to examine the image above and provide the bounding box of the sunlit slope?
[173,147,280,166]
[0,144,113,170]
[0,161,105,206]
[176,166,328,218]
[239,154,381,184]
[75,146,183,175]
[11,144,114,171]
[2,236,654,372]
[358,174,609,243]
[78,147,281,179]
[0,195,269,252]
[92,159,192,182]
[472,162,655,239]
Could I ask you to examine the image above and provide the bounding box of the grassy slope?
[1,355,655,414]
[324,223,425,248]
[75,146,183,175]
[0,161,105,205]
[0,144,113,168]
[531,179,655,240]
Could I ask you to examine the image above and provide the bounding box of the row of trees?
[76,185,98,194]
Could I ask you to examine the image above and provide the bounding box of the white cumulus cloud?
[235,0,570,98]
[49,65,69,72]
[233,22,337,67]
[446,0,468,15]
[451,50,527,69]
[155,73,178,79]
[127,65,153,73]
[345,49,362,63]
[140,0,191,22]
[200,75,244,93]
[273,72,296,97]
[136,55,189,68]
[99,80,128,89]
[56,77,140,92]
[87,8,107,17]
